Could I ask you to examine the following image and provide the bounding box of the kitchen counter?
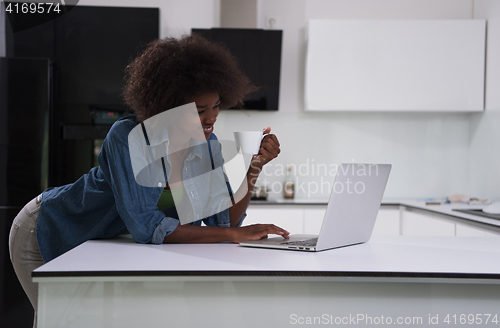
[33,235,500,281]
[33,235,500,327]
[392,199,500,232]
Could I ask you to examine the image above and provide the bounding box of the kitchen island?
[33,235,500,328]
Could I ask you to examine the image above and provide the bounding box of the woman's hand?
[251,127,280,170]
[230,224,290,243]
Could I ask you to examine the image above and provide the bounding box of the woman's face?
[190,92,220,140]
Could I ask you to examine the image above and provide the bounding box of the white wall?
[221,0,256,28]
[467,1,500,201]
[468,111,500,200]
[215,0,489,200]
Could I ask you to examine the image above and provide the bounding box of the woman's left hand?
[251,127,280,170]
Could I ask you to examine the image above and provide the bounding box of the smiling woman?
[8,33,286,327]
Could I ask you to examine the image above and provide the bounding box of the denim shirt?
[37,114,244,263]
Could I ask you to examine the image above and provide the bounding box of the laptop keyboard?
[280,238,318,247]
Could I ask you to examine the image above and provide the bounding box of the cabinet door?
[403,211,455,236]
[303,207,327,235]
[244,206,304,235]
[306,19,485,111]
[456,223,486,236]
[372,209,400,236]
[455,223,500,237]
[304,207,400,236]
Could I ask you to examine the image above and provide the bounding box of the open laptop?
[240,163,391,252]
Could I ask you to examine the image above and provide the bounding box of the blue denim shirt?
[37,114,244,263]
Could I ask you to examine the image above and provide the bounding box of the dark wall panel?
[0,58,50,146]
[54,6,158,107]
[0,145,44,207]
[0,207,34,328]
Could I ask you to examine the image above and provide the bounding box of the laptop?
[239,163,391,252]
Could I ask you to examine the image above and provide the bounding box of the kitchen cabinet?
[303,207,325,235]
[302,207,401,236]
[456,224,488,236]
[246,203,500,237]
[402,210,455,236]
[455,223,500,237]
[243,206,304,234]
[305,19,486,111]
[373,208,400,236]
[245,205,401,236]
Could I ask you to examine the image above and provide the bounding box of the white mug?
[233,131,263,155]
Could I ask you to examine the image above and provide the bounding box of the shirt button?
[158,182,162,187]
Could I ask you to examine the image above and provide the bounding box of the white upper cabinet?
[305,19,486,112]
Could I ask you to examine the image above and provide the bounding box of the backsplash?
[217,110,477,199]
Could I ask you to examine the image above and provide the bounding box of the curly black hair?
[122,34,257,122]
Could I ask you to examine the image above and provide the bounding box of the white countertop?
[395,199,500,228]
[33,235,500,284]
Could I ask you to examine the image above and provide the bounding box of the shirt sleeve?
[100,119,177,244]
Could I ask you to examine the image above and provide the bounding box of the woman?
[9,34,288,325]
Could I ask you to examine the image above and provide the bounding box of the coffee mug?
[233,131,263,155]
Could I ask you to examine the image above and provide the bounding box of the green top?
[157,186,184,211]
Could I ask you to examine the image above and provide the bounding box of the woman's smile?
[191,92,220,140]
[203,125,214,135]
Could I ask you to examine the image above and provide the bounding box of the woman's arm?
[227,161,262,226]
[228,128,281,227]
[163,223,289,243]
